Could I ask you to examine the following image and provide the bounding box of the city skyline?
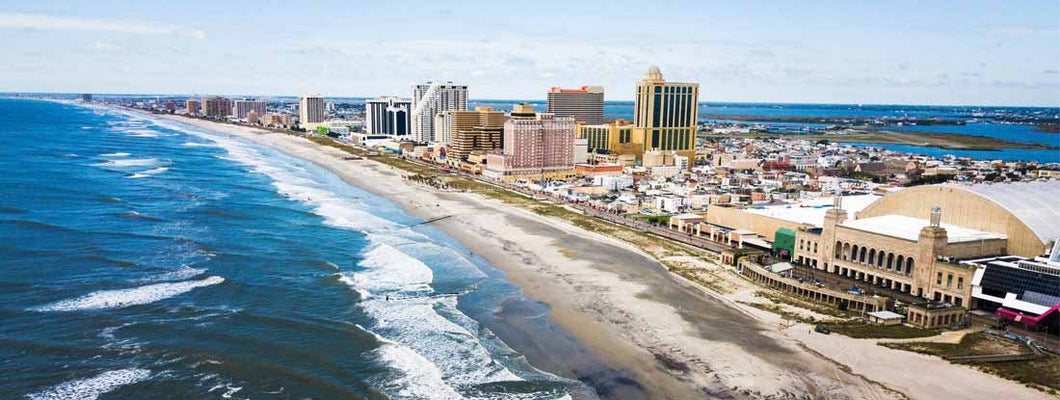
[0,1,1058,106]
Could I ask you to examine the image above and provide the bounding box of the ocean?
[0,98,585,399]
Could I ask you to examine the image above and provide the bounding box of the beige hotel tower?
[634,65,699,160]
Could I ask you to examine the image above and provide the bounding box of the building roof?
[743,194,881,228]
[941,182,1060,244]
[671,213,705,221]
[867,310,904,320]
[769,262,795,274]
[841,215,1007,243]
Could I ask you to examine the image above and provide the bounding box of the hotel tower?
[547,86,605,125]
[633,65,699,160]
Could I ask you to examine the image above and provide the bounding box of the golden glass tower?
[633,65,699,160]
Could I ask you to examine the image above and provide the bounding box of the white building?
[411,82,467,143]
[365,97,412,137]
[299,95,325,126]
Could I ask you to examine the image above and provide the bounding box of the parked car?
[814,325,831,334]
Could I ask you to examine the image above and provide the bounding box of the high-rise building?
[634,65,699,161]
[365,97,412,137]
[547,86,604,125]
[300,95,326,126]
[232,98,267,120]
[446,107,506,161]
[185,99,201,116]
[201,96,232,118]
[485,106,576,178]
[411,82,467,143]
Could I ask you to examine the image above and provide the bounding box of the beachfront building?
[443,107,506,162]
[299,95,326,126]
[232,98,267,120]
[365,97,412,138]
[633,65,699,163]
[185,99,201,116]
[547,86,605,125]
[485,109,577,179]
[201,96,232,118]
[964,252,1060,333]
[411,82,468,143]
[801,182,1060,309]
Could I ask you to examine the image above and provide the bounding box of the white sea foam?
[141,266,207,282]
[181,141,217,147]
[127,112,541,397]
[30,276,224,312]
[373,338,463,400]
[95,158,159,168]
[350,243,434,297]
[100,152,130,157]
[343,241,524,396]
[126,166,169,179]
[26,368,151,400]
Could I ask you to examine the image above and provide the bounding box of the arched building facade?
[796,181,1060,308]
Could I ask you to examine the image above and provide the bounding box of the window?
[946,274,953,288]
[957,277,964,290]
[937,272,943,285]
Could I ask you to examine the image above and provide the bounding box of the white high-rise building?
[232,98,267,120]
[365,97,412,137]
[299,95,325,126]
[411,82,467,143]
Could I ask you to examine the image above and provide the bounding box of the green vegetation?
[881,332,1027,358]
[299,135,698,261]
[883,332,1059,394]
[629,214,673,225]
[825,323,940,339]
[756,291,857,320]
[976,355,1060,394]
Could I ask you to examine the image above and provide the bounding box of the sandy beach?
[151,113,1050,400]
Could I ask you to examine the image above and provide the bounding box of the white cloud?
[0,12,205,39]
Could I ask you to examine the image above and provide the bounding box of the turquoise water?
[0,99,587,399]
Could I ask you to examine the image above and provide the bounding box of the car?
[814,325,831,334]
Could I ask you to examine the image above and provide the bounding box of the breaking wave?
[30,276,224,312]
[26,368,151,400]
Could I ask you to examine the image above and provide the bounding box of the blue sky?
[1,1,1058,105]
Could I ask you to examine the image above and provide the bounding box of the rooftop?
[867,310,904,320]
[841,215,1007,243]
[743,194,881,227]
[940,181,1060,244]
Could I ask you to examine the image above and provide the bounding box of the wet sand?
[145,113,1040,399]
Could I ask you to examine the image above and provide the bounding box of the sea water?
[0,98,579,399]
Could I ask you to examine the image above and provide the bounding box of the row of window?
[936,272,965,290]
[835,241,914,275]
[798,239,818,254]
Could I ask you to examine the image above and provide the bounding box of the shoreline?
[141,111,1049,400]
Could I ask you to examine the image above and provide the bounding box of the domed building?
[796,181,1060,318]
[857,181,1060,258]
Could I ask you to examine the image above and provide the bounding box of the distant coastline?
[703,129,1060,152]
